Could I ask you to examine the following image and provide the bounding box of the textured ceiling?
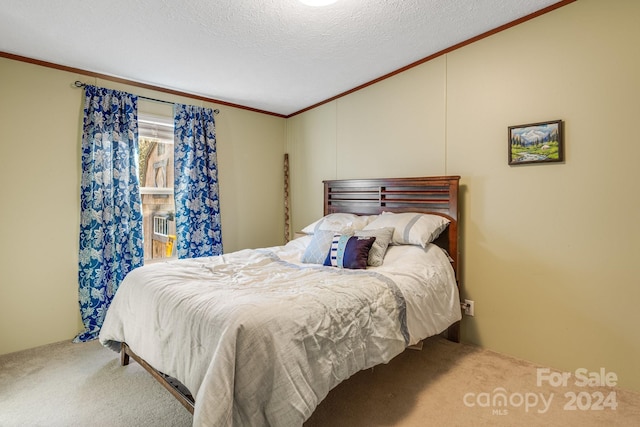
[0,0,562,116]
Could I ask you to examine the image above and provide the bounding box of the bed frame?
[323,175,461,342]
[119,175,462,415]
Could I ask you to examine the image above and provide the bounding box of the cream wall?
[287,58,447,229]
[286,0,640,391]
[0,58,285,355]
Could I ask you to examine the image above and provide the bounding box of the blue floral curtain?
[173,104,223,258]
[74,85,144,342]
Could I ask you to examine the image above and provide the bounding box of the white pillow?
[363,212,450,248]
[301,213,372,235]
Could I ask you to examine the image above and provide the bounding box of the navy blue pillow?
[323,234,376,269]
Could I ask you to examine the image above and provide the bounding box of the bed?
[99,175,462,426]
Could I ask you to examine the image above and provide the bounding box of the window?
[138,113,176,261]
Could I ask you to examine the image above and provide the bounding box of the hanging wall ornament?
[284,153,291,243]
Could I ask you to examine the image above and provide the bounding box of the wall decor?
[508,120,563,165]
[284,153,291,243]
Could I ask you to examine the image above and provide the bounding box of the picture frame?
[508,120,563,165]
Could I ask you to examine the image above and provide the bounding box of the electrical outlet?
[464,299,475,316]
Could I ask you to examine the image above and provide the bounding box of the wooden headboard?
[323,176,461,280]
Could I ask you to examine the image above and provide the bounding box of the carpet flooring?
[1,336,638,426]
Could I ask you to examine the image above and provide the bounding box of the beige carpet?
[306,337,640,426]
[1,336,638,426]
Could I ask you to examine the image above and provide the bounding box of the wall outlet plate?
[464,299,475,316]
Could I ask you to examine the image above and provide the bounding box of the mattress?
[99,236,461,426]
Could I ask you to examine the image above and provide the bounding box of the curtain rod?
[73,81,220,115]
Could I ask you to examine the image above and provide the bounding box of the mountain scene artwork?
[508,120,563,165]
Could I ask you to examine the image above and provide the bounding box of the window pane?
[138,114,176,262]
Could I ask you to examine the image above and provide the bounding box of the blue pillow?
[301,230,337,264]
[323,234,376,269]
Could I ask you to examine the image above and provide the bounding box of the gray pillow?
[354,227,394,266]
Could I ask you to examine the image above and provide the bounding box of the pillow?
[323,234,376,269]
[301,213,371,235]
[363,212,450,248]
[354,227,394,266]
[301,230,342,264]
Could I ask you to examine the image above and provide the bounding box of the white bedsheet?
[274,237,462,346]
[99,238,460,426]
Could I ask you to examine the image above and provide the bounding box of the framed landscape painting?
[508,120,563,165]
